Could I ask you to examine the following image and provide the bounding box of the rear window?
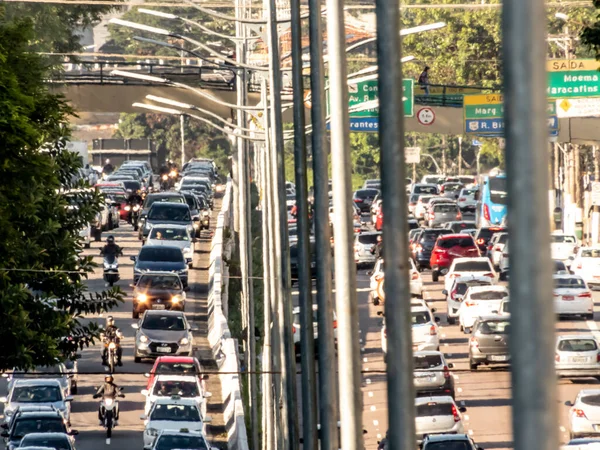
[477,228,506,241]
[476,320,510,334]
[581,395,600,406]
[145,196,185,208]
[551,235,577,244]
[497,234,508,244]
[355,189,379,198]
[434,204,459,213]
[455,280,492,296]
[469,290,508,300]
[554,261,567,273]
[558,339,598,352]
[449,222,476,233]
[501,301,510,313]
[419,196,433,204]
[421,230,452,242]
[415,185,438,195]
[453,261,492,272]
[555,277,587,289]
[437,237,475,249]
[138,247,184,262]
[416,402,453,417]
[582,249,600,258]
[358,234,380,245]
[424,443,471,450]
[411,311,431,325]
[444,183,463,191]
[414,354,442,369]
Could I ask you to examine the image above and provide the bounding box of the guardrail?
[206,180,249,450]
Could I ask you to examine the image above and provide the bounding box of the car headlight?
[172,295,182,304]
[178,269,187,274]
[193,223,200,229]
[5,408,14,417]
[179,337,190,346]
[137,294,148,303]
[147,428,159,436]
[140,335,149,343]
[183,247,192,254]
[124,205,131,211]
[104,263,118,269]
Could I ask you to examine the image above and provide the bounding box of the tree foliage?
[0,13,123,370]
[582,0,600,58]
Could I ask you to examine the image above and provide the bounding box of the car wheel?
[447,316,456,325]
[464,327,471,334]
[132,309,139,319]
[470,361,478,371]
[499,271,507,281]
[432,271,439,282]
[71,383,78,395]
[84,241,91,249]
[134,356,142,363]
[587,313,595,320]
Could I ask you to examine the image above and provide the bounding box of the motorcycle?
[160,174,169,191]
[126,204,141,230]
[104,338,119,374]
[201,210,211,230]
[103,254,120,287]
[95,393,125,443]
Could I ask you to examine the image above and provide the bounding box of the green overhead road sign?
[547,60,600,98]
[347,79,414,118]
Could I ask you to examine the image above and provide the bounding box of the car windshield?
[358,234,380,245]
[155,435,208,450]
[137,275,182,290]
[138,247,183,263]
[142,314,186,330]
[415,185,437,194]
[149,228,189,241]
[421,230,452,242]
[469,290,508,300]
[455,280,492,296]
[581,395,600,406]
[555,278,587,289]
[409,195,420,203]
[355,189,379,199]
[11,386,62,403]
[150,404,201,422]
[152,381,199,397]
[489,176,507,204]
[558,339,598,352]
[434,204,458,213]
[424,442,472,450]
[437,237,475,249]
[148,206,191,221]
[13,419,65,438]
[449,222,476,233]
[476,320,510,334]
[581,249,600,258]
[145,196,185,208]
[19,435,71,450]
[414,354,442,370]
[554,261,567,273]
[551,235,577,244]
[156,362,198,375]
[411,311,431,325]
[416,402,453,417]
[453,261,492,272]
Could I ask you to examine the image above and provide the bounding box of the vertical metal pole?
[261,79,274,450]
[180,114,186,166]
[458,136,463,176]
[290,0,318,446]
[325,0,363,448]
[375,0,415,448]
[307,0,338,448]
[503,0,558,449]
[266,0,299,446]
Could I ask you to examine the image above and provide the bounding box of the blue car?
[132,245,190,287]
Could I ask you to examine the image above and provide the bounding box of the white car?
[487,232,508,269]
[553,274,594,319]
[551,231,578,265]
[444,276,493,325]
[415,396,466,443]
[146,429,218,450]
[572,247,600,288]
[567,389,600,440]
[458,285,509,333]
[141,396,210,448]
[555,335,600,379]
[382,305,440,354]
[369,259,422,304]
[146,225,194,265]
[141,375,210,416]
[456,187,478,212]
[497,299,510,316]
[176,175,211,191]
[444,257,497,295]
[414,195,435,220]
[0,379,73,424]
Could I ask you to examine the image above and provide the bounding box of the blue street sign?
[472,139,483,146]
[327,117,380,132]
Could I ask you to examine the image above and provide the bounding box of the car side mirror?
[1,432,10,438]
[139,414,147,420]
[186,258,192,264]
[141,389,149,396]
[0,424,7,429]
[203,392,212,398]
[204,416,213,423]
[442,290,448,296]
[130,256,137,261]
[431,308,437,313]
[0,396,7,403]
[434,316,441,322]
[144,373,150,378]
[131,323,139,330]
[447,363,454,369]
[565,400,574,407]
[459,406,467,413]
[65,396,74,402]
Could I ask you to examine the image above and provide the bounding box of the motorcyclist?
[102,159,115,176]
[100,236,123,258]
[371,235,383,259]
[101,316,123,367]
[94,375,122,425]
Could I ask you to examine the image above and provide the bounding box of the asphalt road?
[1,205,223,450]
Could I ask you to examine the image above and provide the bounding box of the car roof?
[148,192,184,198]
[475,314,508,322]
[411,305,431,313]
[15,412,63,420]
[144,309,186,317]
[424,434,471,442]
[13,379,62,387]
[578,389,600,397]
[438,233,473,239]
[149,224,189,230]
[415,395,455,405]
[466,285,508,293]
[452,257,491,263]
[414,350,444,357]
[153,375,199,383]
[149,202,189,208]
[140,245,185,252]
[553,274,584,280]
[20,433,69,439]
[557,335,598,341]
[453,275,492,283]
[156,356,196,363]
[153,396,200,406]
[138,271,181,278]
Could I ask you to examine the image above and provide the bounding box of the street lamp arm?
[184,0,319,24]
[420,152,442,174]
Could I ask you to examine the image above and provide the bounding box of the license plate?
[152,304,166,310]
[489,355,508,361]
[156,347,171,353]
[562,295,575,301]
[594,276,600,280]
[415,374,434,381]
[571,357,589,363]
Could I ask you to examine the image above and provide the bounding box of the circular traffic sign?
[417,107,436,125]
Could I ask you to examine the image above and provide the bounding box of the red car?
[429,234,481,282]
[375,209,383,231]
[144,355,208,391]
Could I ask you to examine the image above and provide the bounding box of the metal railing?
[414,82,501,107]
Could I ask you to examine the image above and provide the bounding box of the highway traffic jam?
[0,159,223,450]
[303,171,600,450]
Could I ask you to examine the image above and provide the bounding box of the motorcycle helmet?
[105,375,113,383]
[105,159,111,165]
[106,236,115,244]
[106,316,115,327]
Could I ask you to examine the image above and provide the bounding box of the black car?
[352,189,380,214]
[132,272,188,319]
[1,410,77,449]
[132,245,189,287]
[290,240,318,282]
[141,202,194,240]
[411,228,452,270]
[138,192,186,238]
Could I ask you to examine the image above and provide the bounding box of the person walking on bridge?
[418,66,431,95]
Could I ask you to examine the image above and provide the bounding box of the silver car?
[427,203,461,228]
[0,379,73,425]
[457,187,478,213]
[415,396,466,442]
[146,225,194,266]
[4,364,70,396]
[132,310,197,362]
[556,335,600,380]
[353,232,381,266]
[414,351,455,398]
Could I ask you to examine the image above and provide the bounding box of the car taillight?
[354,198,363,203]
[577,262,583,269]
[411,271,419,280]
[292,326,296,333]
[451,404,461,422]
[580,292,592,298]
[459,197,466,202]
[555,353,560,362]
[596,352,600,363]
[430,212,435,219]
[456,213,462,220]
[450,273,461,278]
[483,204,491,221]
[443,366,451,379]
[464,301,476,307]
[383,328,387,338]
[429,325,437,336]
[495,246,502,251]
[574,408,587,418]
[483,272,495,278]
[333,321,337,329]
[487,244,494,251]
[450,288,458,300]
[469,337,478,347]
[476,238,485,246]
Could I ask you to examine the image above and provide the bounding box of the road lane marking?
[370,406,377,411]
[366,378,372,385]
[587,320,600,341]
[365,368,369,371]
[560,426,566,432]
[442,333,447,338]
[460,401,466,406]
[364,357,368,362]
[377,434,382,439]
[453,374,459,380]
[464,415,469,421]
[468,430,474,436]
[368,392,374,398]
[373,420,379,426]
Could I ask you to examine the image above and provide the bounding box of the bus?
[475,172,508,227]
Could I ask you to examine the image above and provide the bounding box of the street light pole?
[180,114,186,166]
